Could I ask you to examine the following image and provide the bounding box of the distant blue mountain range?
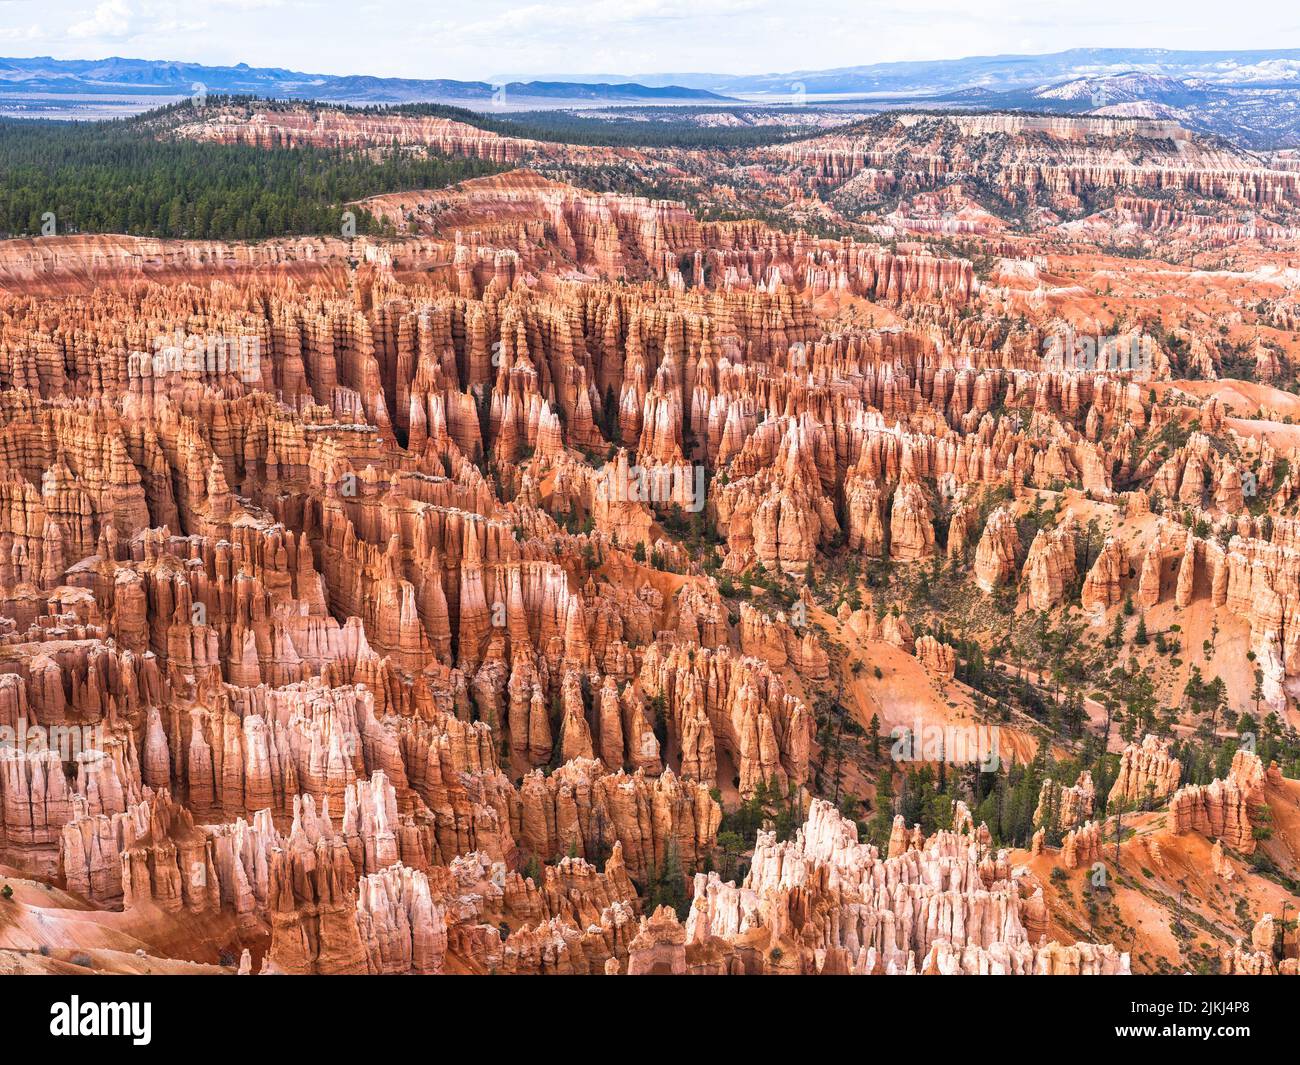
[530,48,1300,96]
[0,56,731,104]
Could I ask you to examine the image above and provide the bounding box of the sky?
[0,0,1297,81]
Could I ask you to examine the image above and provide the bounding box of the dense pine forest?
[418,105,808,148]
[0,116,503,240]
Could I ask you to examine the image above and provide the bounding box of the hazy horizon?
[1,0,1297,82]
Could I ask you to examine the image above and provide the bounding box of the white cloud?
[68,0,132,38]
[428,0,763,36]
[207,0,285,9]
[0,22,41,39]
[64,0,205,42]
